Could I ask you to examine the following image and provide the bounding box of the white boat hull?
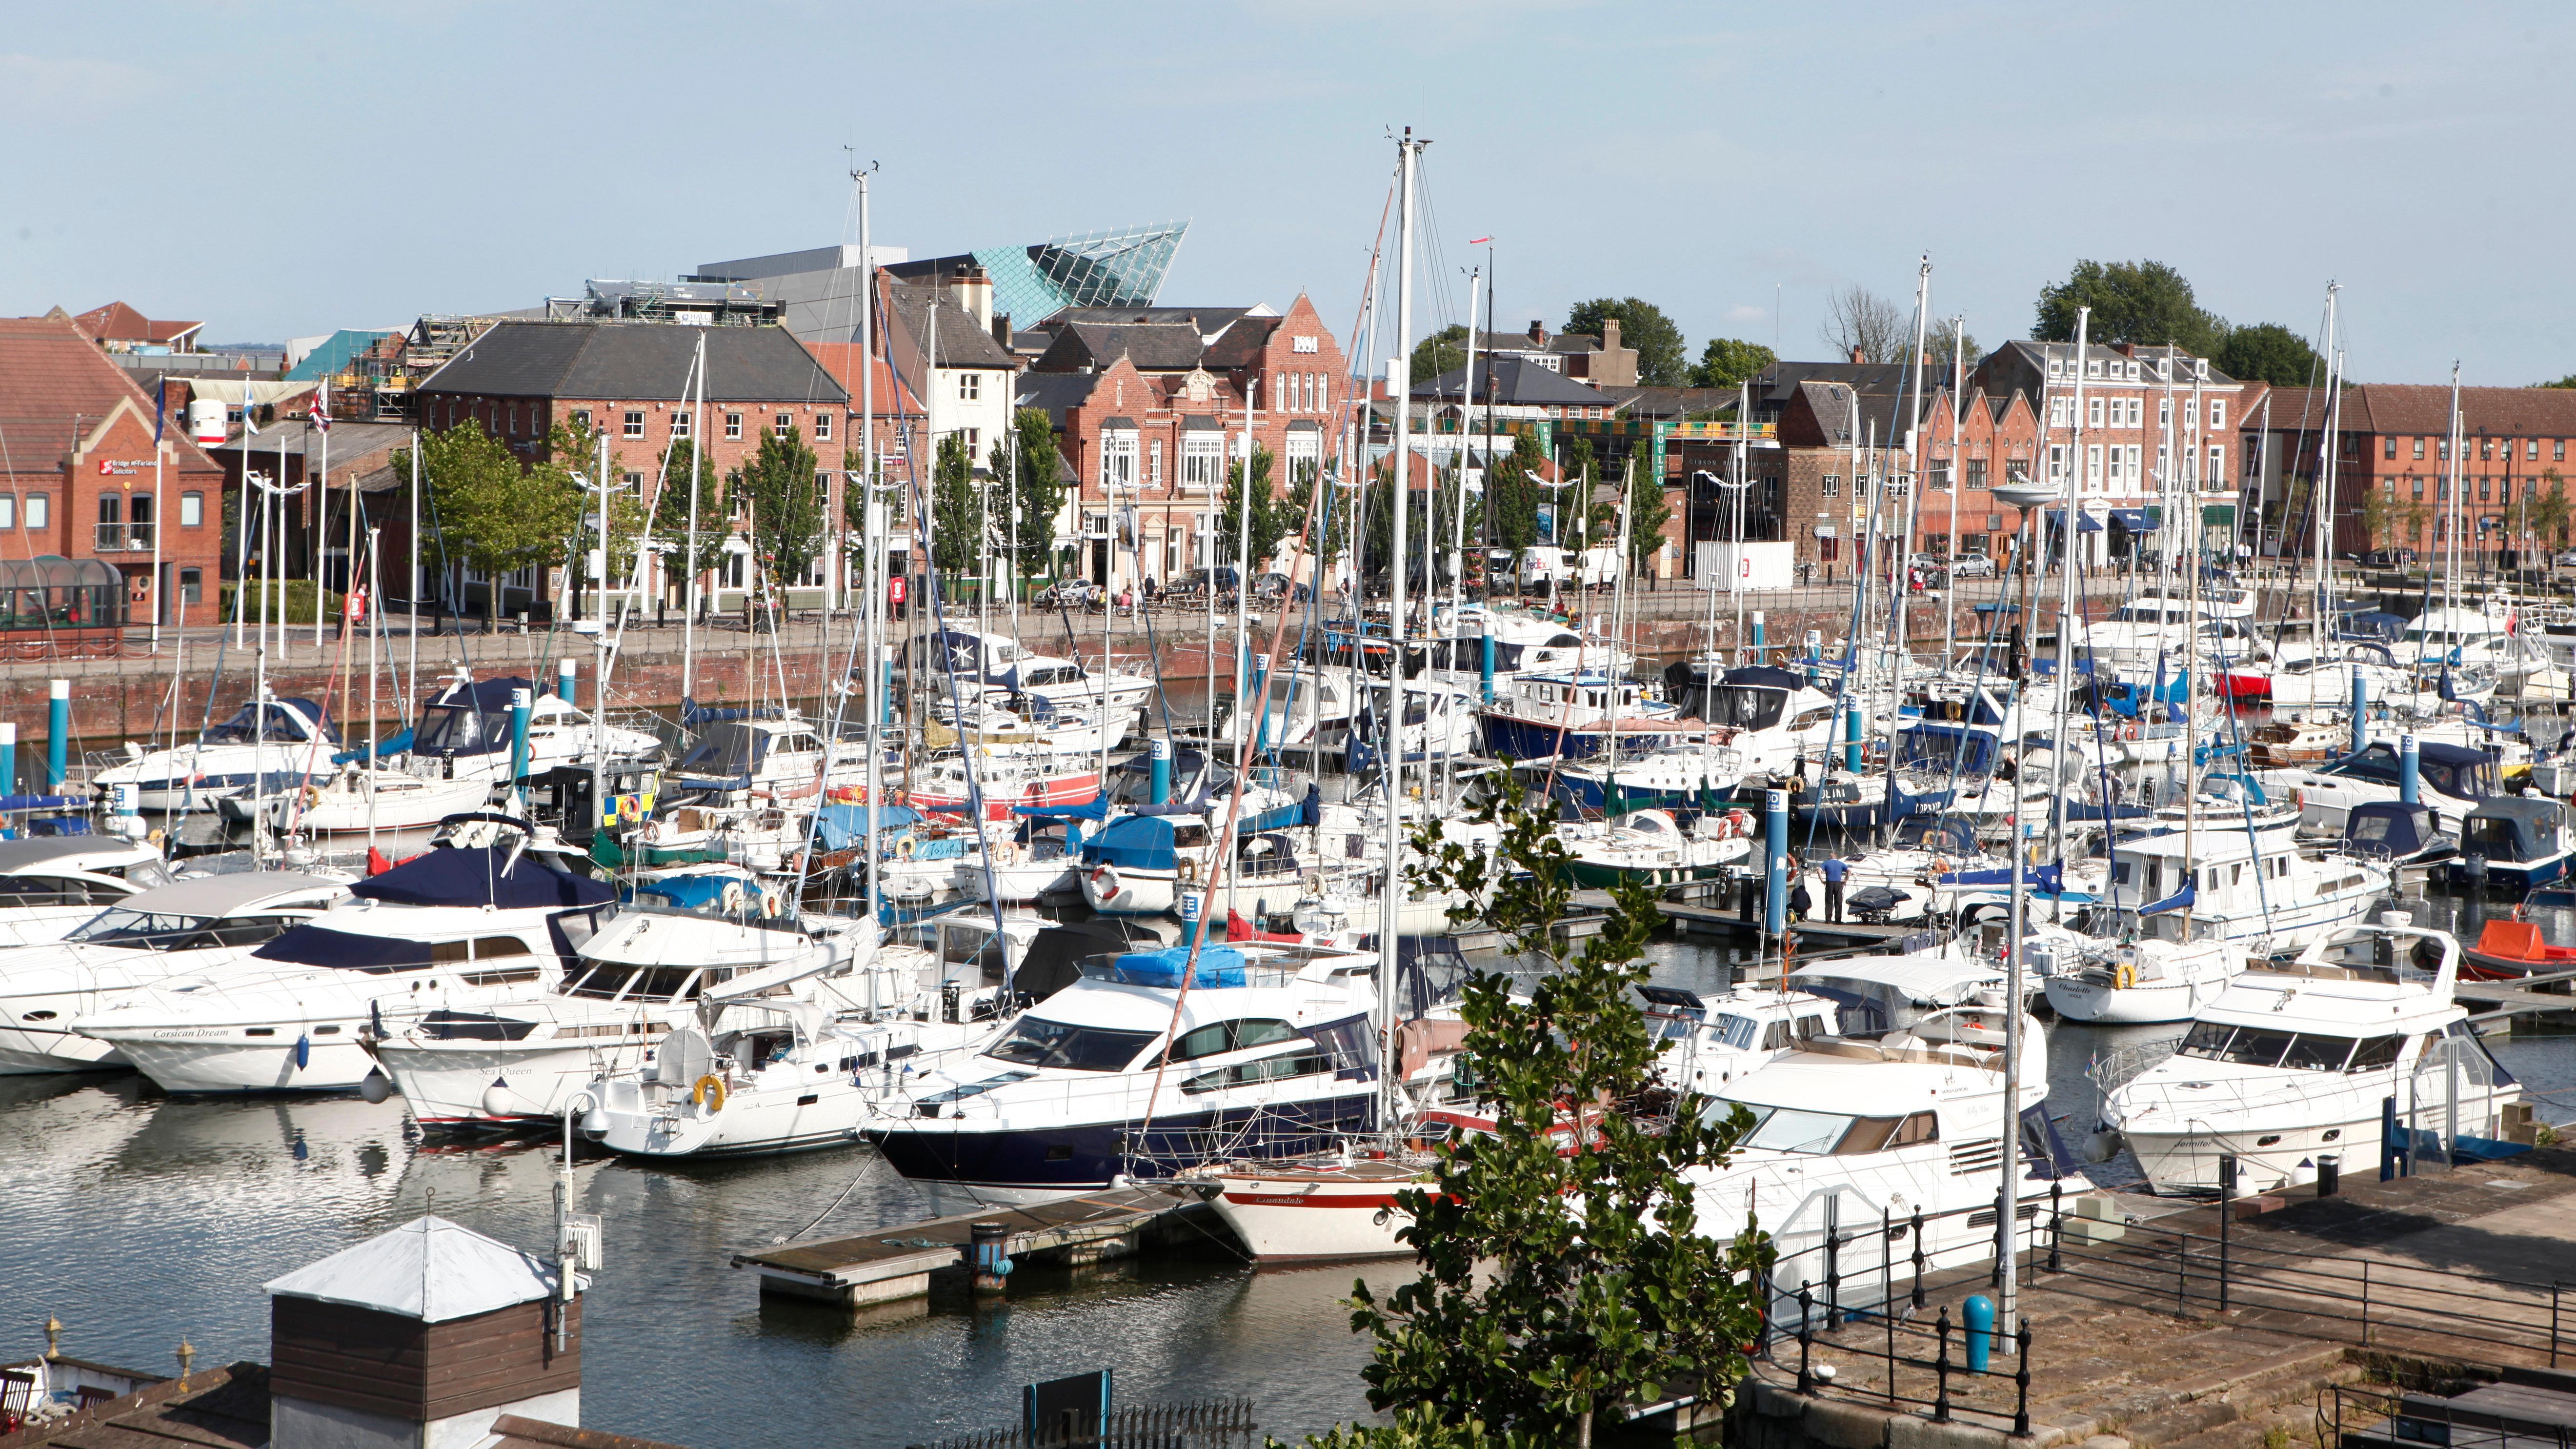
[1204,1173,1420,1262]
[101,1032,378,1093]
[372,1034,665,1127]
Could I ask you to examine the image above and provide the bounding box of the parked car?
[1162,565,1240,601]
[1251,571,1311,603]
[2363,548,2418,568]
[1945,553,1997,579]
[2555,550,2576,569]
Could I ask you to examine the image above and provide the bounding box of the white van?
[1516,545,1623,591]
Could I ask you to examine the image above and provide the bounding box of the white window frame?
[814,412,832,441]
[1100,429,1139,491]
[725,412,744,440]
[671,409,691,439]
[959,373,981,402]
[774,413,792,438]
[623,410,645,439]
[1181,430,1225,493]
[2210,400,2226,431]
[180,492,202,526]
[2086,443,2104,485]
[25,494,47,530]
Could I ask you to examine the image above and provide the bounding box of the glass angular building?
[696,221,1188,341]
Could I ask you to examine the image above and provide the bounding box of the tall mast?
[680,332,706,704]
[2049,310,2090,890]
[1943,318,1964,666]
[1453,264,1479,631]
[1900,256,1931,669]
[1380,127,1423,1134]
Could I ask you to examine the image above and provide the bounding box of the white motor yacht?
[366,887,899,1129]
[0,872,348,1073]
[2262,738,2502,836]
[221,760,495,834]
[0,837,178,950]
[1684,1004,2090,1300]
[407,672,664,784]
[667,715,865,805]
[2105,831,2391,955]
[2101,918,2516,1194]
[69,840,617,1094]
[91,693,343,812]
[1641,984,1840,1094]
[865,940,1403,1212]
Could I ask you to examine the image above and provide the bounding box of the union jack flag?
[310,378,330,433]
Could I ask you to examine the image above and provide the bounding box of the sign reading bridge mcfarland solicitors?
[95,458,151,476]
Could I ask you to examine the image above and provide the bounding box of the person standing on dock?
[1821,854,1847,923]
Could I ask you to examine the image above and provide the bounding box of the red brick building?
[414,322,847,611]
[0,314,228,633]
[1916,385,2042,559]
[2240,384,2576,567]
[1014,294,1347,586]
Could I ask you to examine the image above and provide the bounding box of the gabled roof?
[1199,315,1285,369]
[265,1215,568,1323]
[1014,370,1101,425]
[71,302,202,347]
[415,322,846,405]
[882,281,1015,370]
[1412,355,1615,407]
[0,317,219,472]
[1044,304,1259,332]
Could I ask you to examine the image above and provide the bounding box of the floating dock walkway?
[731,1185,1199,1307]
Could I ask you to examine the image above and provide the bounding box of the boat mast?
[1380,127,1423,1134]
[680,332,707,705]
[1899,256,1931,676]
[2049,309,2090,901]
[1942,316,1964,668]
[2314,285,2342,639]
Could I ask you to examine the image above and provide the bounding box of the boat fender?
[2081,1127,2124,1165]
[293,1033,311,1069]
[1177,859,1200,886]
[691,1074,727,1112]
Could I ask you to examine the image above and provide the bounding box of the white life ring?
[720,881,747,914]
[1177,858,1201,886]
[758,886,784,918]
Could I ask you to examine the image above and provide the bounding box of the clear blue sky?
[6,2,2569,384]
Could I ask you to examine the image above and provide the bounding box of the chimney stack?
[1527,319,1547,345]
[949,263,993,331]
[1600,318,1621,352]
[1850,345,1867,365]
[266,1217,584,1449]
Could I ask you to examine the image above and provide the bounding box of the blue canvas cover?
[415,677,533,759]
[1080,814,1179,870]
[349,844,615,908]
[813,803,922,851]
[1110,946,1247,988]
[1017,793,1108,821]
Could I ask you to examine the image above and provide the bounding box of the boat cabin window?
[986,1017,1159,1072]
[1712,1013,1761,1050]
[202,701,333,745]
[113,860,177,890]
[430,936,534,965]
[0,875,119,907]
[1761,1019,1795,1051]
[2461,814,2536,859]
[2346,1035,2405,1071]
[731,1030,794,1068]
[66,909,218,950]
[1717,1103,1941,1154]
[1160,1018,1300,1064]
[2175,1023,2358,1069]
[1182,1048,1332,1094]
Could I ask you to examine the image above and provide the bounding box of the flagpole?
[150,388,165,652]
[313,379,331,649]
[235,383,257,649]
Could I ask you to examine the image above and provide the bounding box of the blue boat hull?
[1480,713,1691,763]
[866,1089,1382,1195]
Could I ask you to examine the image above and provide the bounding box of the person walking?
[1821,854,1848,923]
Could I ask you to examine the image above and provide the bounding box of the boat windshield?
[65,909,220,950]
[565,964,704,1001]
[201,702,327,745]
[1711,1101,1941,1154]
[2173,1021,2400,1071]
[985,1017,1159,1072]
[414,702,504,756]
[1703,684,1787,731]
[2461,814,2536,861]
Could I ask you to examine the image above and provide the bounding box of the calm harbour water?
[7,898,2573,1449]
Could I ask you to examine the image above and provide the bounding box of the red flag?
[1468,236,1492,245]
[366,846,393,876]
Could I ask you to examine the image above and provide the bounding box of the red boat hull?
[907,769,1102,822]
[2216,671,2272,700]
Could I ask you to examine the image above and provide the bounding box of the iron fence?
[907,1397,1257,1449]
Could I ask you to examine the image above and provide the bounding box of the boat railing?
[2085,1033,2183,1101]
[909,1396,1257,1449]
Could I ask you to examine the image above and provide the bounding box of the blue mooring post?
[1765,787,1789,937]
[0,722,18,799]
[880,643,896,727]
[2349,666,2369,755]
[46,680,68,791]
[1843,704,1865,773]
[1964,1294,1995,1373]
[1751,609,1767,664]
[1150,736,1172,805]
[2400,734,2421,805]
[557,657,578,706]
[1479,621,1497,705]
[968,1221,1012,1297]
[1250,658,1270,754]
[1177,885,1204,949]
[508,687,532,785]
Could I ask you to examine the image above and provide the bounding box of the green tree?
[1220,446,1292,578]
[650,439,724,597]
[1565,298,1688,386]
[544,417,646,593]
[1925,325,1982,378]
[2530,468,2572,546]
[1283,455,1351,574]
[988,406,1067,580]
[928,431,980,577]
[1338,771,1771,1443]
[1690,337,1775,390]
[2034,259,2226,354]
[405,420,584,582]
[730,423,824,595]
[1410,324,1470,389]
[1485,431,1547,566]
[2540,376,2576,390]
[2214,322,2324,387]
[1622,455,1671,570]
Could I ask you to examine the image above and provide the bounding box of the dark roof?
[1748,361,1914,412]
[1014,371,1100,427]
[206,421,414,462]
[1044,305,1255,331]
[1031,323,1208,374]
[39,1364,269,1449]
[1199,315,1284,369]
[1784,378,1917,448]
[416,322,846,405]
[1598,384,1731,419]
[1412,355,1614,407]
[883,282,1015,370]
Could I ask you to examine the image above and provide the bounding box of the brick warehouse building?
[2240,383,2576,566]
[1915,384,2043,560]
[414,322,846,614]
[1013,294,1347,588]
[0,312,229,634]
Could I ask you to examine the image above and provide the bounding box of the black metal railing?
[2321,1379,2576,1449]
[907,1399,1258,1449]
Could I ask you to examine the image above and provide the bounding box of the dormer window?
[2047,358,2064,379]
[2086,359,2104,379]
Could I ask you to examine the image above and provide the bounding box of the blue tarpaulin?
[1111,946,1247,988]
[2141,882,2196,916]
[333,727,414,765]
[1081,814,1180,871]
[348,844,615,909]
[1016,793,1108,821]
[813,803,922,851]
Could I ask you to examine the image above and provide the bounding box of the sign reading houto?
[95,459,149,476]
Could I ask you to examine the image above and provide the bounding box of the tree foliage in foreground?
[402,420,584,581]
[1312,771,1771,1447]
